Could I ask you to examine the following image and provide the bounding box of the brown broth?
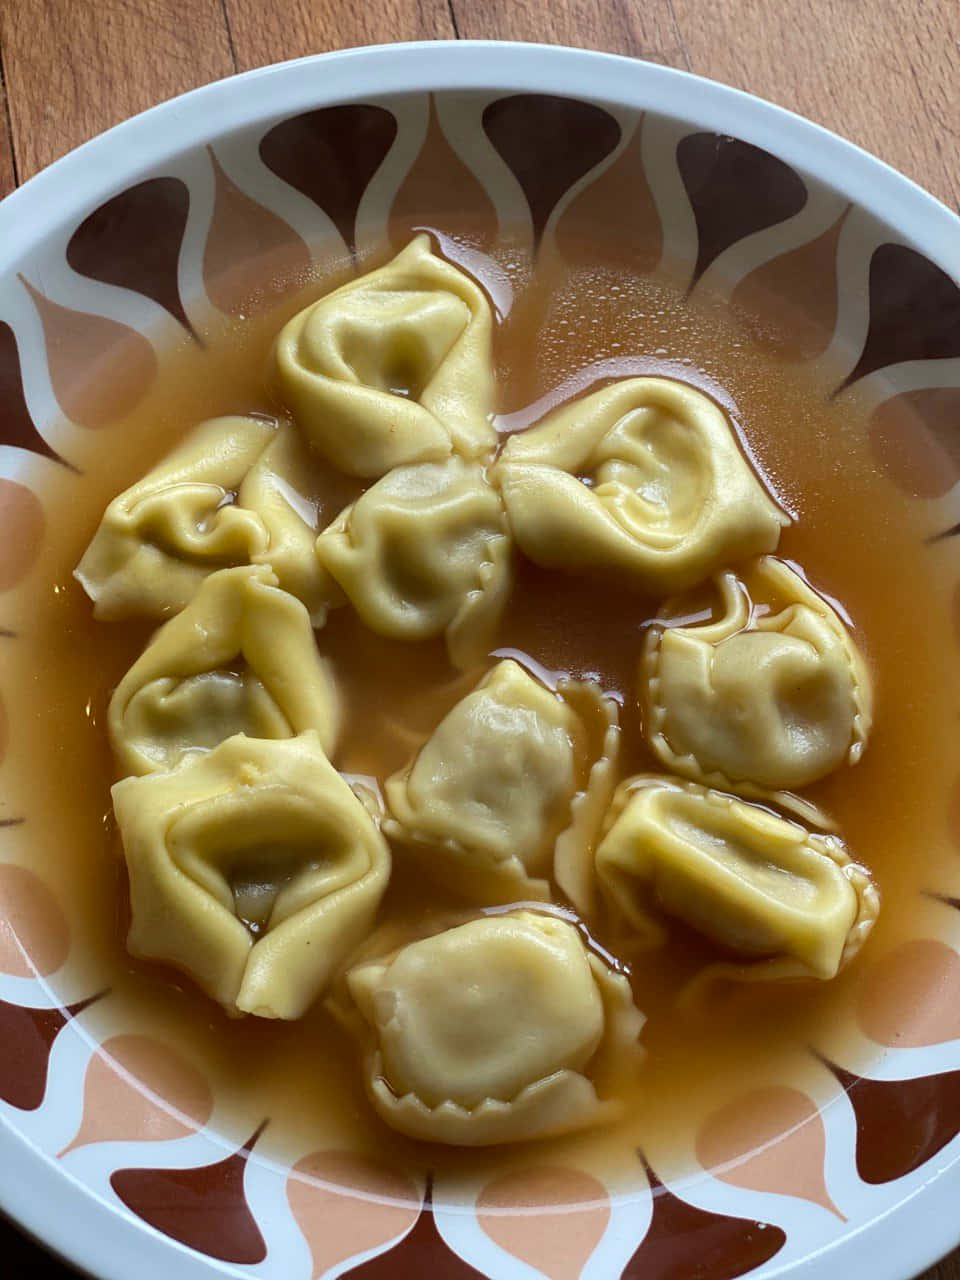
[9,236,960,1191]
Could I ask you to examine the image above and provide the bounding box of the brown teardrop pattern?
[838,245,960,393]
[341,1176,486,1280]
[477,1166,610,1280]
[66,178,195,337]
[729,208,849,361]
[0,992,101,1111]
[481,95,621,249]
[259,105,398,256]
[856,939,960,1048]
[822,1057,960,1184]
[203,152,312,317]
[0,479,44,591]
[553,119,662,274]
[867,387,960,498]
[287,1150,419,1278]
[675,133,808,289]
[0,863,70,978]
[20,279,156,428]
[0,321,71,466]
[111,1122,267,1264]
[390,96,498,252]
[620,1163,786,1280]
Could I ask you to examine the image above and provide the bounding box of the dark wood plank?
[0,0,236,181]
[224,0,454,72]
[451,0,690,67]
[0,39,16,198]
[671,0,960,211]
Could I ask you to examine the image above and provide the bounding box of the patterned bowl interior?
[2,69,960,1280]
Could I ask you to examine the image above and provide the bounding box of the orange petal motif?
[0,863,69,978]
[857,938,960,1048]
[477,1166,610,1280]
[390,96,498,251]
[287,1150,419,1278]
[696,1086,841,1217]
[61,1033,212,1155]
[730,209,848,361]
[0,479,45,591]
[868,387,960,499]
[554,120,662,274]
[21,278,157,428]
[203,150,312,316]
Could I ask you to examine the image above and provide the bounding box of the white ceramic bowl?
[1,40,959,1280]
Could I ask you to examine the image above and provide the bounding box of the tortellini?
[596,775,879,982]
[75,416,339,625]
[274,235,497,477]
[338,911,644,1145]
[316,457,511,670]
[494,377,787,593]
[109,565,341,776]
[112,732,390,1019]
[643,556,873,792]
[384,659,619,904]
[76,236,886,1145]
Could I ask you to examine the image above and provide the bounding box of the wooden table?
[0,2,957,1277]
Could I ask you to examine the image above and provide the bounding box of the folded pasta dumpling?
[274,235,496,477]
[339,911,644,1144]
[235,421,345,624]
[643,557,872,792]
[109,565,341,776]
[112,732,390,1018]
[494,377,787,592]
[75,416,340,624]
[596,776,879,980]
[316,457,511,670]
[384,659,618,904]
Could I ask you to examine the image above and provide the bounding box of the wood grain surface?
[0,2,958,1278]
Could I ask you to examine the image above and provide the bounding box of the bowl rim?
[1,37,959,1280]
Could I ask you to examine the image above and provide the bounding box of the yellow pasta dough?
[274,235,496,477]
[494,377,787,592]
[75,416,339,624]
[108,565,341,776]
[338,911,644,1144]
[112,732,390,1019]
[316,457,511,670]
[69,236,891,1154]
[596,775,878,980]
[643,556,872,792]
[384,659,618,904]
